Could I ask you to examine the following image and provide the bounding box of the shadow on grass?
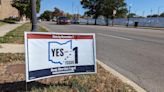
[0,80,73,92]
[0,81,50,92]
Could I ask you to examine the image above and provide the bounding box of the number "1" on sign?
[73,47,78,64]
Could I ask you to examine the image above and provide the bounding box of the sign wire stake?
[26,82,28,92]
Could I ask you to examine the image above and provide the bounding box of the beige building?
[0,0,19,20]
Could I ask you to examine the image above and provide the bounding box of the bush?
[3,17,19,24]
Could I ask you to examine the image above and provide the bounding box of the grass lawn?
[0,23,48,44]
[0,22,6,27]
[0,53,137,92]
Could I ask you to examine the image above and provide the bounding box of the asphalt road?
[40,21,164,92]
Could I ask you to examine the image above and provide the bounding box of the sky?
[39,0,164,16]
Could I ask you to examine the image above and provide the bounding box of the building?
[0,0,19,20]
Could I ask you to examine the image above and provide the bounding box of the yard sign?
[25,32,96,82]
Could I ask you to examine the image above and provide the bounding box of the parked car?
[57,17,71,24]
[71,19,80,24]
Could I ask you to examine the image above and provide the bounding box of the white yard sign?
[25,32,96,82]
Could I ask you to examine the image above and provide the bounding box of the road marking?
[97,33,132,41]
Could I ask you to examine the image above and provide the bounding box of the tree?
[147,14,159,18]
[160,12,164,17]
[81,0,103,25]
[127,13,137,18]
[115,1,127,18]
[40,10,53,21]
[101,0,127,26]
[66,13,73,19]
[12,0,41,20]
[52,7,64,18]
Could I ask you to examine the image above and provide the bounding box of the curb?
[97,60,147,92]
[39,25,50,32]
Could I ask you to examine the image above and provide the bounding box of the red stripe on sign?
[27,34,93,39]
[27,34,52,39]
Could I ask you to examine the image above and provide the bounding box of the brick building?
[0,0,19,20]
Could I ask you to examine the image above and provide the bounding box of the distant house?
[0,0,19,20]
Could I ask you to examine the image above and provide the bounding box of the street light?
[127,4,132,27]
[158,6,164,16]
[31,0,37,32]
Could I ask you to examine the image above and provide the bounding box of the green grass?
[0,22,6,27]
[0,23,48,44]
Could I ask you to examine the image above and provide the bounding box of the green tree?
[160,12,164,17]
[40,10,53,21]
[127,13,137,18]
[81,0,127,26]
[102,0,127,26]
[12,0,41,20]
[52,7,64,18]
[81,0,103,25]
[66,13,73,19]
[147,14,159,18]
[115,1,127,18]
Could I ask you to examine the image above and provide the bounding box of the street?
[40,21,164,92]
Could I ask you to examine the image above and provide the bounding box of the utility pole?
[150,9,153,16]
[127,4,132,27]
[150,9,153,25]
[72,1,75,19]
[77,6,79,19]
[31,0,37,32]
[142,11,145,17]
[158,7,160,16]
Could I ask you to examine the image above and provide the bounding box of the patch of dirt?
[6,64,25,74]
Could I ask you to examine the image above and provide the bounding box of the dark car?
[57,17,71,24]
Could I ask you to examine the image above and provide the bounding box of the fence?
[79,17,164,27]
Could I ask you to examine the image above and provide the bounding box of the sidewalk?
[0,23,23,37]
[0,44,24,53]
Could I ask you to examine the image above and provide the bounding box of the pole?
[127,5,131,27]
[77,6,80,19]
[142,11,145,17]
[158,7,160,16]
[150,9,153,16]
[31,0,37,32]
[112,10,116,26]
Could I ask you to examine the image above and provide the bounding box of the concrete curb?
[39,25,50,32]
[97,60,147,92]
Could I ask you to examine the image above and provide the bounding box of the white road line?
[97,33,132,41]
